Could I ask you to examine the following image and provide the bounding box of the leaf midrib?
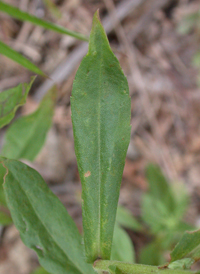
[97,40,103,258]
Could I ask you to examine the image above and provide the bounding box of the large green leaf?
[111,224,135,263]
[1,86,56,161]
[170,229,200,263]
[1,158,95,274]
[0,1,88,42]
[0,77,35,129]
[71,11,131,262]
[0,41,45,76]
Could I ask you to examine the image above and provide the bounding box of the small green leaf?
[71,11,131,262]
[142,164,183,234]
[170,229,200,263]
[2,86,56,161]
[1,158,95,274]
[116,206,143,231]
[111,224,135,263]
[168,258,195,270]
[0,77,35,129]
[0,40,45,76]
[171,183,189,222]
[0,1,88,42]
[141,194,175,233]
[145,164,175,212]
[31,266,50,274]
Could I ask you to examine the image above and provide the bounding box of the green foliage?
[1,86,56,161]
[0,41,46,76]
[0,1,88,42]
[116,206,143,232]
[177,10,200,35]
[192,51,200,68]
[42,0,62,19]
[31,266,50,274]
[71,11,131,262]
[0,0,88,75]
[170,229,200,263]
[94,260,195,274]
[145,164,175,212]
[168,259,195,271]
[108,265,119,274]
[0,10,200,274]
[0,84,55,224]
[139,240,165,266]
[0,77,34,225]
[0,164,12,225]
[111,224,135,263]
[1,158,95,274]
[0,77,35,129]
[177,9,200,87]
[139,164,193,266]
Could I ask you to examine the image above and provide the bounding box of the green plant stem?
[94,260,195,274]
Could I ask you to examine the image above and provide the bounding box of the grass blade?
[0,40,45,76]
[0,1,88,42]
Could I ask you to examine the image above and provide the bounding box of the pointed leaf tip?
[94,9,100,22]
